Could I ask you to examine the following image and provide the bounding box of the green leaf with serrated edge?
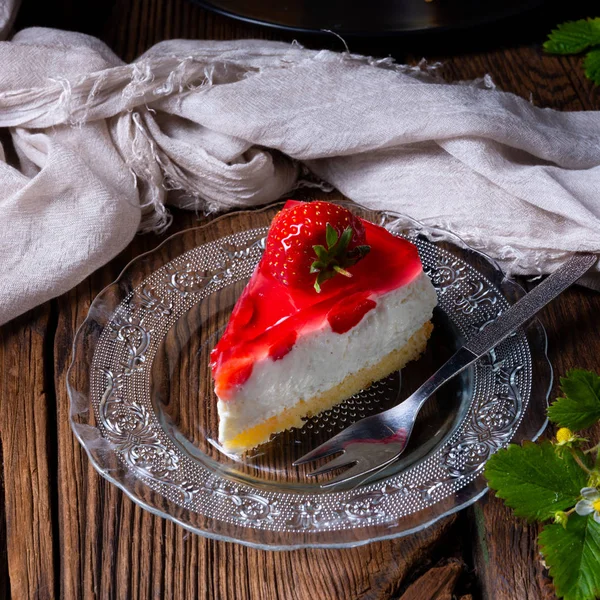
[544,18,600,54]
[584,48,600,85]
[484,441,588,521]
[549,369,600,431]
[539,517,600,600]
[326,223,338,248]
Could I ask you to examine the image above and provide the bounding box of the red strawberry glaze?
[211,201,423,400]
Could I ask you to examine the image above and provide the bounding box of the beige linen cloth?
[1,26,600,326]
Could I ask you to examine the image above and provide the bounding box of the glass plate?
[67,201,551,549]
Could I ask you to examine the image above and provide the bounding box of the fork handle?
[465,253,596,356]
[397,252,597,414]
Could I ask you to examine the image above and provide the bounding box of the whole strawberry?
[265,201,370,292]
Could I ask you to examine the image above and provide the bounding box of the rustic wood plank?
[53,209,202,599]
[398,560,463,600]
[470,499,550,600]
[556,54,600,111]
[7,0,600,598]
[0,443,9,600]
[0,306,58,600]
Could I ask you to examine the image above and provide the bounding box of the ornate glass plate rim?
[67,201,552,550]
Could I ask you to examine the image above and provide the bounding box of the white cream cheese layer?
[217,270,438,444]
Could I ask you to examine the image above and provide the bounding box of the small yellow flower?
[556,427,574,444]
[554,428,586,449]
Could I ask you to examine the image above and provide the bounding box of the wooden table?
[2,0,600,597]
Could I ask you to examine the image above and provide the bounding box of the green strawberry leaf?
[484,440,588,521]
[539,516,600,600]
[337,227,353,254]
[313,245,329,261]
[326,223,338,248]
[333,265,352,277]
[544,18,600,54]
[347,245,371,264]
[584,48,600,86]
[548,370,600,431]
[310,260,326,273]
[314,269,337,293]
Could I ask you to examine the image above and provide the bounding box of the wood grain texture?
[399,559,463,600]
[0,444,9,600]
[1,0,599,598]
[0,307,57,599]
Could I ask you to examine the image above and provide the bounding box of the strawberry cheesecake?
[210,201,438,454]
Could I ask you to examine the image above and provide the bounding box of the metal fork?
[293,253,597,488]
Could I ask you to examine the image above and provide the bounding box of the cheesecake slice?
[210,200,438,454]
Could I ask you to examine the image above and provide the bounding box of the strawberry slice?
[214,356,254,399]
[268,330,298,361]
[327,292,377,334]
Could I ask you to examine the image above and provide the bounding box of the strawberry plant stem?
[570,447,593,475]
[584,441,600,455]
